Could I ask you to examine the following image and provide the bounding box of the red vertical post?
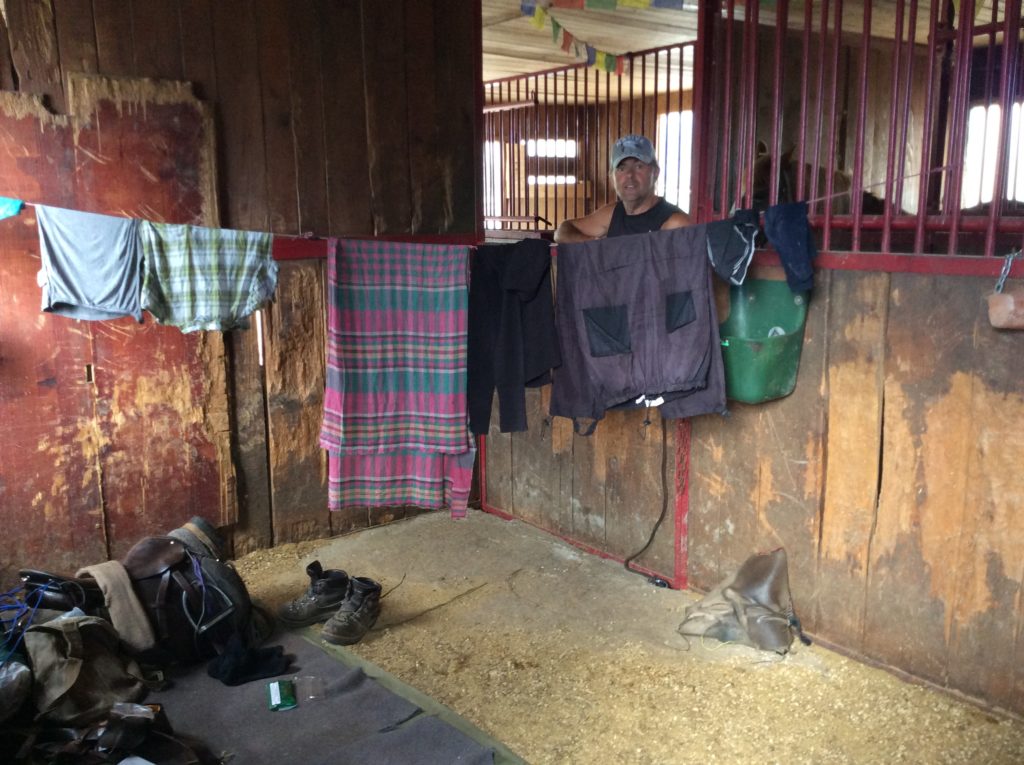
[592,66,600,211]
[616,66,622,147]
[882,0,907,253]
[629,49,636,133]
[613,69,621,203]
[893,0,920,242]
[652,49,659,192]
[720,0,736,216]
[536,72,544,227]
[744,0,760,210]
[693,3,717,223]
[851,0,873,251]
[796,0,812,201]
[675,45,684,210]
[945,0,976,257]
[769,0,789,208]
[512,81,520,230]
[574,68,580,221]
[672,418,691,591]
[975,2,999,212]
[810,0,831,212]
[914,0,942,255]
[822,0,844,252]
[735,0,752,212]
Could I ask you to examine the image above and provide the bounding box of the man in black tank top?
[554,134,691,242]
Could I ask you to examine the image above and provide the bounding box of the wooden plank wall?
[689,267,1024,716]
[485,390,679,582]
[490,259,1024,714]
[2,1,479,563]
[0,76,229,582]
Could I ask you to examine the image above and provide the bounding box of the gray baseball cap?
[610,134,656,169]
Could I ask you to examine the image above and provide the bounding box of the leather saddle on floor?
[677,547,810,654]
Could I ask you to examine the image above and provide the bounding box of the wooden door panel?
[0,77,230,578]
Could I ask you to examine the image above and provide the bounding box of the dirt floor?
[235,510,1024,765]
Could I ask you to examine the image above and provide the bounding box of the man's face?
[612,158,659,204]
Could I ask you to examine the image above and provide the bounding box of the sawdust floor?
[234,510,1024,765]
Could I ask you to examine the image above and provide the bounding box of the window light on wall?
[962,102,1024,208]
[484,140,502,220]
[656,110,693,213]
[527,175,577,185]
[524,138,578,158]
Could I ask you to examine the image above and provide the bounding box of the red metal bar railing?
[483,1,1024,266]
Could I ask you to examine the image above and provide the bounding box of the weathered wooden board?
[287,0,329,235]
[945,276,1024,710]
[90,321,227,558]
[210,0,273,553]
[263,261,330,543]
[212,0,267,232]
[0,76,229,573]
[404,1,445,235]
[361,0,413,234]
[66,76,215,225]
[318,2,373,236]
[866,274,1024,704]
[178,0,218,103]
[255,0,300,235]
[68,76,229,558]
[433,0,481,234]
[569,414,608,550]
[485,417,514,518]
[131,0,185,81]
[687,274,763,590]
[0,11,16,89]
[490,387,679,580]
[604,408,671,571]
[91,0,134,78]
[766,270,828,631]
[509,386,572,534]
[74,76,228,555]
[52,0,99,90]
[5,0,64,112]
[688,267,827,627]
[0,201,106,581]
[815,270,889,644]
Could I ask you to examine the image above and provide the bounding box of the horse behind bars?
[750,142,888,215]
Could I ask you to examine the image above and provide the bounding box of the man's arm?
[554,203,616,243]
[661,210,692,230]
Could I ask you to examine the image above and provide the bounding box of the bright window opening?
[484,140,502,229]
[962,102,1024,208]
[525,138,578,158]
[527,175,577,185]
[656,111,693,212]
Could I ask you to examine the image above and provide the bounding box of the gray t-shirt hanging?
[36,205,143,322]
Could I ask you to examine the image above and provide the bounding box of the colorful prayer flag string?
[520,1,651,75]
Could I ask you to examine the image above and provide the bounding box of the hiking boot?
[277,561,350,627]
[321,577,382,645]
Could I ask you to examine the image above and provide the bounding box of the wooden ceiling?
[482,0,699,82]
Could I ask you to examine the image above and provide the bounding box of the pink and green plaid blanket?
[320,238,475,516]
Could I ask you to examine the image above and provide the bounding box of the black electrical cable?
[623,417,674,587]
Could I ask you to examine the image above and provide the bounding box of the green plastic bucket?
[719,279,809,404]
